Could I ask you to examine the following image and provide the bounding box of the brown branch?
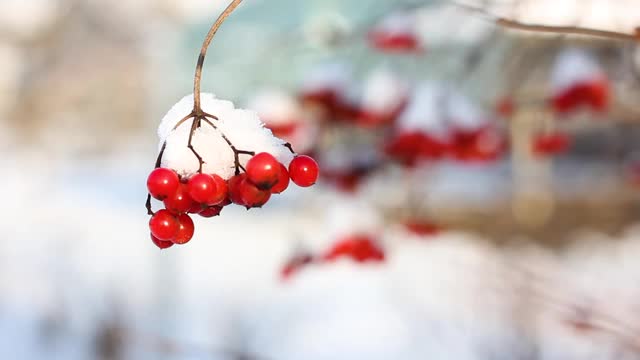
[146,0,299,216]
[496,18,640,42]
[454,1,640,42]
[193,0,244,112]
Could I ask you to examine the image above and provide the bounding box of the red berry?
[172,214,194,245]
[323,235,385,263]
[188,202,206,214]
[164,183,194,214]
[496,97,515,118]
[270,163,290,194]
[246,152,281,190]
[404,221,440,236]
[368,31,422,53]
[210,174,228,205]
[147,168,180,200]
[150,233,174,249]
[199,206,222,218]
[288,155,319,187]
[188,173,218,205]
[239,178,271,208]
[219,196,232,207]
[228,174,247,206]
[149,210,179,241]
[532,132,572,157]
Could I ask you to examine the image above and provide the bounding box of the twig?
[454,1,640,42]
[193,0,245,112]
[497,18,640,42]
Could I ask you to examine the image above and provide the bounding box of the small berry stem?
[192,0,244,113]
[187,117,205,173]
[146,0,296,216]
[146,142,167,215]
[283,142,295,154]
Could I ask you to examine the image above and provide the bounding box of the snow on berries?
[550,49,610,114]
[299,62,352,117]
[532,132,572,158]
[355,68,410,128]
[145,92,320,249]
[368,11,423,53]
[247,89,318,154]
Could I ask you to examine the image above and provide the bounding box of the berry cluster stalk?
[193,0,245,113]
[146,0,295,215]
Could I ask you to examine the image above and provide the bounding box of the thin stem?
[193,0,244,111]
[146,142,167,215]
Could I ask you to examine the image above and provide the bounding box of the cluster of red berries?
[146,153,319,249]
[532,132,572,158]
[368,30,422,54]
[280,235,385,280]
[403,220,441,237]
[385,126,507,167]
[552,79,609,115]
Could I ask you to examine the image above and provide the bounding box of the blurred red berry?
[281,253,314,280]
[496,97,515,118]
[323,235,385,263]
[552,79,610,115]
[267,122,298,138]
[532,132,572,157]
[385,131,448,166]
[368,31,422,53]
[404,221,440,237]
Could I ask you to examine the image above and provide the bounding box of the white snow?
[300,62,352,96]
[414,3,493,46]
[361,68,409,115]
[551,48,606,94]
[445,89,490,131]
[246,89,302,126]
[3,153,640,359]
[372,11,417,37]
[459,0,640,36]
[157,93,294,179]
[396,83,450,138]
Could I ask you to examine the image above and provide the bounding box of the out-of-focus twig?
[454,1,640,42]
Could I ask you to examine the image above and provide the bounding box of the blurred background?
[2,0,640,359]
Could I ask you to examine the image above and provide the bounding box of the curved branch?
[193,0,244,111]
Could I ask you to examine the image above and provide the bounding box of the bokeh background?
[2,0,640,359]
